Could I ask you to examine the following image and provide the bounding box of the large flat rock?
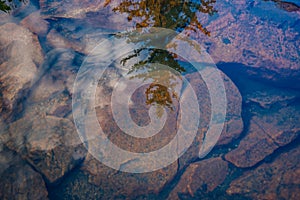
[3,49,86,184]
[225,90,300,168]
[0,153,48,200]
[178,71,243,169]
[0,23,44,122]
[6,115,86,184]
[48,153,178,199]
[168,157,228,200]
[20,11,49,36]
[227,145,300,200]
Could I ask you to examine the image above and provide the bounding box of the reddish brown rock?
[53,153,178,199]
[0,126,48,200]
[0,23,43,122]
[91,60,243,172]
[217,74,244,146]
[0,48,86,185]
[84,153,178,196]
[39,0,136,31]
[28,49,77,104]
[225,103,300,168]
[184,0,300,85]
[0,155,48,200]
[20,11,49,36]
[39,0,106,19]
[40,0,300,85]
[6,114,86,184]
[168,157,228,200]
[89,61,243,172]
[58,62,239,198]
[245,88,299,109]
[227,146,300,200]
[225,119,278,168]
[276,0,300,12]
[95,83,180,154]
[179,71,243,169]
[46,29,86,53]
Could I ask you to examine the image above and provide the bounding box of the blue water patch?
[251,0,299,25]
[222,38,231,45]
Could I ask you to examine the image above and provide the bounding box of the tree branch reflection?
[106,1,218,117]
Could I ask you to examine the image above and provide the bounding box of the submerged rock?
[3,49,86,184]
[0,23,44,122]
[46,29,87,54]
[49,153,178,199]
[178,71,243,169]
[276,0,300,12]
[39,0,106,19]
[185,0,300,86]
[83,59,243,171]
[28,48,79,104]
[0,0,299,199]
[40,0,300,88]
[225,89,300,168]
[227,145,300,200]
[0,153,48,200]
[20,11,49,36]
[6,115,86,184]
[168,157,228,200]
[56,53,241,198]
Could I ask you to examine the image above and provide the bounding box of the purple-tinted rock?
[0,23,43,122]
[39,0,106,19]
[6,114,86,184]
[168,157,228,199]
[20,11,49,36]
[178,71,243,169]
[46,29,86,53]
[184,0,300,86]
[0,154,48,200]
[55,153,178,199]
[227,146,300,200]
[226,96,300,168]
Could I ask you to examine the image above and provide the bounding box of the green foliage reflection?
[106,0,217,36]
[0,0,27,13]
[105,0,218,114]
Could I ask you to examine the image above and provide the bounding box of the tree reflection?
[121,48,184,116]
[105,0,217,115]
[106,0,217,35]
[0,0,27,13]
[145,83,177,117]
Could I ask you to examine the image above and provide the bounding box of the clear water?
[0,0,299,199]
